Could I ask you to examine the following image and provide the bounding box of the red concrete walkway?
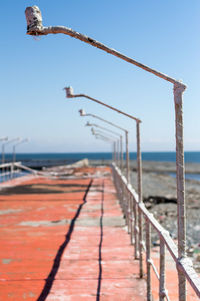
[0,166,146,300]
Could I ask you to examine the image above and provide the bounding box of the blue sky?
[1,1,200,153]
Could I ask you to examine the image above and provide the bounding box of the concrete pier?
[0,166,145,300]
[0,165,198,300]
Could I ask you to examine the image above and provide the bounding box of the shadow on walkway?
[37,179,93,301]
[96,180,104,301]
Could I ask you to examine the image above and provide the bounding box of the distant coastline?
[2,151,200,163]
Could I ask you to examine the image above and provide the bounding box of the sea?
[2,151,200,181]
[2,151,200,164]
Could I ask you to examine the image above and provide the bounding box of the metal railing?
[0,162,71,184]
[0,162,39,183]
[0,162,22,182]
[112,163,200,301]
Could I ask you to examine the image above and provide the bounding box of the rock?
[195,254,200,262]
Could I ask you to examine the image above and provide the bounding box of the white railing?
[0,162,39,183]
[0,162,22,182]
[0,162,65,184]
[112,163,200,301]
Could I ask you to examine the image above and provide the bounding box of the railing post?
[11,163,14,179]
[125,131,130,184]
[174,83,187,301]
[133,199,139,259]
[146,218,152,301]
[136,121,142,203]
[114,141,116,163]
[117,139,120,168]
[159,238,166,301]
[127,188,131,234]
[124,131,131,235]
[137,121,143,278]
[120,179,125,217]
[2,144,5,182]
[124,185,129,227]
[112,142,115,162]
[116,139,118,165]
[120,135,123,170]
[130,195,134,244]
[123,183,127,220]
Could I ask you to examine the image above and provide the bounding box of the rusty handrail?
[112,163,200,300]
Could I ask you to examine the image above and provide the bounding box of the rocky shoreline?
[131,160,200,272]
